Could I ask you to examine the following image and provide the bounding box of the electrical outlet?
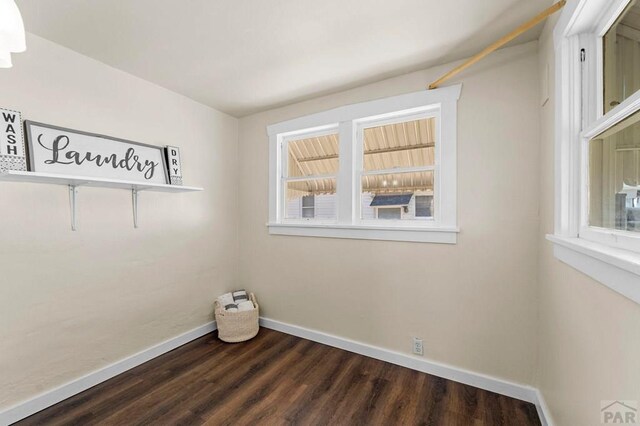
[413,337,423,356]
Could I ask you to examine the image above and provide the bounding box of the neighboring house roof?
[370,193,413,207]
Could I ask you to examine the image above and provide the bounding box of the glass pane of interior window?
[589,109,640,232]
[603,2,640,114]
[363,117,436,171]
[285,178,337,219]
[287,133,339,177]
[361,171,434,220]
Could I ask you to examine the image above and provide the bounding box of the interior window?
[603,1,640,114]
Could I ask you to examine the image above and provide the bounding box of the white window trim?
[549,0,640,304]
[267,85,461,244]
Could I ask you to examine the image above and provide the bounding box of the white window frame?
[267,85,461,243]
[549,0,640,304]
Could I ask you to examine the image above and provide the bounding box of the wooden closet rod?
[428,0,566,90]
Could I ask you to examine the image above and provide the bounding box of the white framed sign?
[25,121,169,184]
[0,107,27,172]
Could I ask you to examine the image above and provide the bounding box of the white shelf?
[0,170,203,230]
[0,170,203,192]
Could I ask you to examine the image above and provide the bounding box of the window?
[267,86,461,243]
[603,1,640,114]
[301,195,315,218]
[377,207,402,220]
[589,110,640,235]
[550,0,640,304]
[415,195,433,218]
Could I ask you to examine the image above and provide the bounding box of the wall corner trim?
[0,321,217,425]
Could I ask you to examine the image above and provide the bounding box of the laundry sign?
[0,107,27,172]
[25,121,170,184]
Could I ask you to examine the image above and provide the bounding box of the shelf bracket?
[132,188,139,228]
[69,185,78,231]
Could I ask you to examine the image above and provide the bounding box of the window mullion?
[337,121,354,224]
[361,165,436,176]
[284,174,337,183]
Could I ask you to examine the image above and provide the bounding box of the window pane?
[361,171,434,220]
[377,208,402,220]
[363,117,436,171]
[301,195,315,218]
[287,133,339,177]
[589,109,640,231]
[286,178,336,219]
[603,2,640,114]
[302,195,314,208]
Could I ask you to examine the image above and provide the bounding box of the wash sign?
[0,107,27,172]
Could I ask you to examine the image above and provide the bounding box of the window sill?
[546,234,640,304]
[267,222,459,244]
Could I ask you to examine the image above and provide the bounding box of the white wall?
[0,34,239,409]
[536,18,640,426]
[238,42,540,386]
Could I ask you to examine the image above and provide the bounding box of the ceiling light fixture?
[0,0,26,69]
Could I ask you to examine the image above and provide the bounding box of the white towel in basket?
[225,303,239,312]
[232,290,249,303]
[237,300,255,312]
[217,293,234,307]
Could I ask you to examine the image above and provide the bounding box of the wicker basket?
[214,293,259,343]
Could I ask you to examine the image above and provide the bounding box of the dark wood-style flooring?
[16,328,540,426]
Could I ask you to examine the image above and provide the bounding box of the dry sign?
[0,107,27,172]
[165,145,182,185]
[25,121,170,184]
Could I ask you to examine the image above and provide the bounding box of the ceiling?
[15,0,553,117]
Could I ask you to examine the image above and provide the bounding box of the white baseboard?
[259,317,539,405]
[2,317,551,426]
[534,388,554,426]
[0,321,216,426]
